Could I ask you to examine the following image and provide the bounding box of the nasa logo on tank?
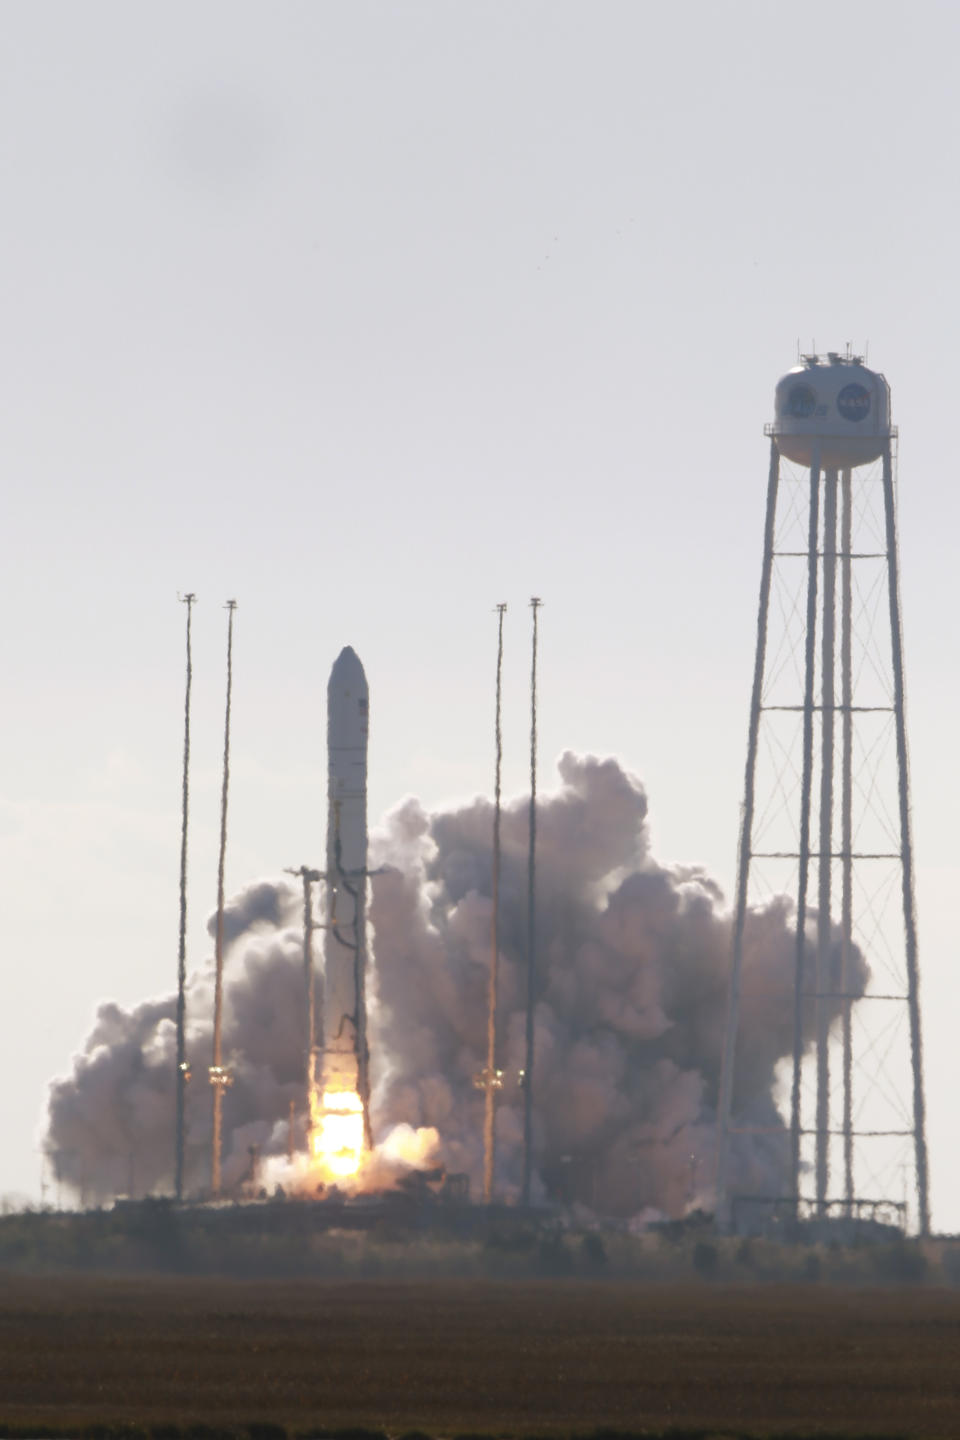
[786,384,816,419]
[837,383,871,423]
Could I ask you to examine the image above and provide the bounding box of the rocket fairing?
[321,646,372,1148]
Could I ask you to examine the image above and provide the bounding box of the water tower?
[716,351,930,1235]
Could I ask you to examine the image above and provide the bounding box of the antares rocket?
[320,646,372,1153]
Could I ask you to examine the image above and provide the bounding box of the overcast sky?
[3,0,960,1229]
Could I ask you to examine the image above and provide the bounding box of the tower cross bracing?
[716,356,929,1236]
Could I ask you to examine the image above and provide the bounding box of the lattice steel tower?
[716,352,929,1236]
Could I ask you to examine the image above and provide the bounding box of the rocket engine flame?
[310,1089,366,1180]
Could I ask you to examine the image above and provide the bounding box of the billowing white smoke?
[45,880,309,1202]
[44,753,867,1215]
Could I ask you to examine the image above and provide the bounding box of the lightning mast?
[522,596,542,1207]
[209,599,237,1198]
[479,603,507,1203]
[174,591,195,1202]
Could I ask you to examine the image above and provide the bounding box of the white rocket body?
[322,647,370,1111]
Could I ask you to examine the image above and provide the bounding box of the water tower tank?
[771,353,891,468]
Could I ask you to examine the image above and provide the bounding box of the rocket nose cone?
[329,646,368,693]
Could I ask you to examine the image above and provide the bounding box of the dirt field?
[0,1273,958,1437]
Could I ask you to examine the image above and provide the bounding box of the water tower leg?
[816,468,838,1212]
[840,467,854,1213]
[715,439,780,1229]
[791,450,821,1207]
[881,440,930,1235]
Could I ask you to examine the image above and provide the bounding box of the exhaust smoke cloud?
[44,753,868,1216]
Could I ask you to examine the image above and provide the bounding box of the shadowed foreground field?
[0,1274,958,1438]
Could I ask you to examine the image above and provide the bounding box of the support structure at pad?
[716,353,929,1236]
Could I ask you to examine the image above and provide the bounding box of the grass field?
[0,1273,957,1438]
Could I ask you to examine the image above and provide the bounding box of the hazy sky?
[3,0,960,1228]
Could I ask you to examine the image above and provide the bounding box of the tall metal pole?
[521,596,541,1207]
[175,592,195,1203]
[349,842,373,1156]
[210,599,237,1198]
[304,871,316,1099]
[483,603,507,1204]
[715,440,780,1224]
[816,469,838,1211]
[791,453,820,1204]
[840,468,854,1210]
[285,865,322,1129]
[881,442,930,1235]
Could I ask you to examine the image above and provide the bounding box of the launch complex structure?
[290,616,543,1194]
[170,589,545,1202]
[716,352,929,1236]
[165,357,929,1230]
